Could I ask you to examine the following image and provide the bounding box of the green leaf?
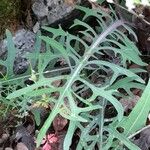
[109,77,145,96]
[1,30,17,79]
[2,6,147,150]
[6,76,66,99]
[36,106,59,147]
[87,60,145,84]
[119,79,150,136]
[63,121,76,150]
[106,126,140,150]
[27,31,41,68]
[31,109,41,126]
[97,0,105,4]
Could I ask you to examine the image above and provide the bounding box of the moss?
[0,0,21,38]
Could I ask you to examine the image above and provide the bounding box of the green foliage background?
[0,4,149,150]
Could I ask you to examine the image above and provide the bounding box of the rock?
[0,0,91,75]
[15,126,35,150]
[12,29,35,54]
[32,0,82,26]
[16,143,29,150]
[33,22,40,33]
[133,128,150,150]
[32,1,48,18]
[0,133,9,144]
[0,29,36,75]
[4,148,13,150]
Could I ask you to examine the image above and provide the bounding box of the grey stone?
[32,0,81,26]
[5,148,13,150]
[32,1,48,18]
[13,29,35,54]
[133,128,150,150]
[15,126,35,150]
[33,22,40,33]
[0,29,36,75]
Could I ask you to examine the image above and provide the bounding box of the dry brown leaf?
[120,95,140,112]
[53,114,68,132]
[0,133,9,144]
[51,80,62,87]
